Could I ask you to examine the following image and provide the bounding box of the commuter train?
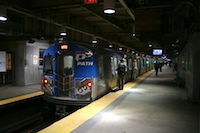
[41,42,154,106]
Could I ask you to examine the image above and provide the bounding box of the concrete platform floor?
[71,66,199,133]
[0,84,41,100]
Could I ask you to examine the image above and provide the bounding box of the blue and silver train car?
[41,42,136,106]
[41,42,155,107]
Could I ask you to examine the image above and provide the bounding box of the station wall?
[0,40,50,86]
[25,40,50,85]
[178,32,200,102]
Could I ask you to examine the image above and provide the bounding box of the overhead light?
[132,23,135,37]
[119,47,122,51]
[149,44,152,47]
[91,36,97,44]
[60,32,66,36]
[109,44,113,48]
[0,6,7,21]
[104,0,115,14]
[60,26,66,36]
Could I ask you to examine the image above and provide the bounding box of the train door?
[133,58,138,78]
[137,58,141,76]
[110,55,118,90]
[57,53,74,97]
[127,57,133,80]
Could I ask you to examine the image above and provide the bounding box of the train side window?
[110,56,114,75]
[128,58,132,70]
[110,56,118,75]
[98,55,104,78]
[43,55,54,75]
[134,59,138,69]
[123,58,128,72]
[142,58,145,67]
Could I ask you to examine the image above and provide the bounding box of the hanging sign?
[84,0,98,4]
[0,51,6,72]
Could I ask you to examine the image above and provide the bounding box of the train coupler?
[55,105,69,117]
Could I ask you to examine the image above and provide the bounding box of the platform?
[0,84,43,106]
[39,65,199,133]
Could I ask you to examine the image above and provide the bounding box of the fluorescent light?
[92,36,97,44]
[0,16,7,21]
[132,23,136,36]
[104,9,115,14]
[92,40,97,43]
[0,6,7,21]
[104,0,115,14]
[60,32,66,36]
[60,26,66,36]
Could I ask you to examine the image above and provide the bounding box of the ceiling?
[0,0,198,58]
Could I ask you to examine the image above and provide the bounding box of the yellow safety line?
[0,91,44,106]
[39,70,154,133]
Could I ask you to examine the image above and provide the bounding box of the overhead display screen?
[153,49,163,56]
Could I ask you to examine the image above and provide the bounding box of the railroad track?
[0,96,81,133]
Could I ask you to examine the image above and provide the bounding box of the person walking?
[154,59,159,76]
[117,58,126,90]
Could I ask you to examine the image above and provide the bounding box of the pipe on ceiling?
[6,6,133,50]
[119,0,135,21]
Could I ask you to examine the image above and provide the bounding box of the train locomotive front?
[41,43,107,105]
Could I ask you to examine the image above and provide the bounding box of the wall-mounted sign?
[84,0,98,4]
[0,51,6,72]
[33,55,38,65]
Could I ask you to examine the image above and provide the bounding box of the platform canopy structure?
[0,0,198,58]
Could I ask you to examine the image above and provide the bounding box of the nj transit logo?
[76,50,94,66]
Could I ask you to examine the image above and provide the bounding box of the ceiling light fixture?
[92,36,97,44]
[104,0,115,14]
[60,26,67,36]
[149,44,152,47]
[0,6,7,21]
[132,23,135,37]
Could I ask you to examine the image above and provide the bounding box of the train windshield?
[43,55,54,75]
[63,55,73,75]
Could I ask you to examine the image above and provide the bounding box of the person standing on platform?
[159,60,163,72]
[117,58,126,90]
[154,59,159,76]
